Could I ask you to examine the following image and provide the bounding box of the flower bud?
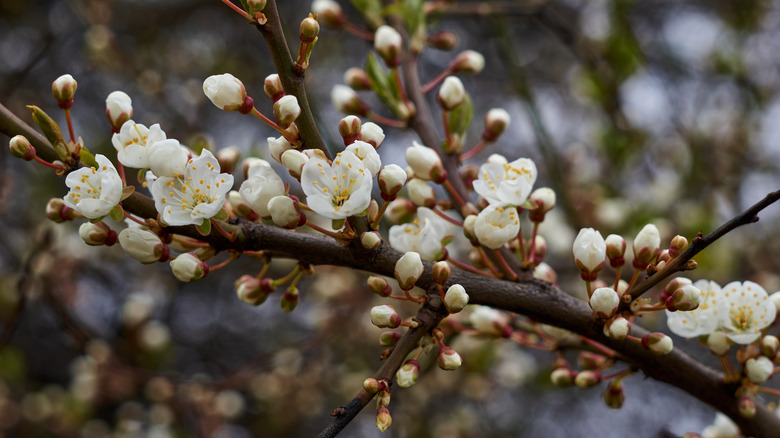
[79,221,118,246]
[405,142,446,183]
[360,122,385,149]
[170,253,208,282]
[363,377,380,394]
[377,164,407,201]
[52,74,77,108]
[589,287,619,319]
[263,73,285,101]
[281,149,309,180]
[462,214,479,245]
[444,284,469,313]
[203,73,253,114]
[436,76,465,111]
[311,0,345,27]
[370,305,401,329]
[268,195,306,229]
[216,146,240,175]
[331,85,368,116]
[379,332,402,347]
[578,351,608,370]
[761,335,779,358]
[528,187,556,222]
[431,261,451,284]
[361,231,382,249]
[338,115,362,145]
[105,91,133,131]
[469,306,509,336]
[344,67,371,90]
[641,332,673,355]
[427,31,458,50]
[299,15,320,43]
[482,108,510,142]
[604,316,630,341]
[268,136,294,163]
[745,356,773,383]
[437,347,462,370]
[602,380,625,409]
[375,406,392,432]
[669,235,688,258]
[739,397,756,419]
[385,198,416,224]
[374,25,402,67]
[395,359,420,388]
[632,224,661,269]
[407,178,436,207]
[534,262,557,284]
[119,227,168,264]
[368,276,392,297]
[377,389,390,407]
[9,135,36,161]
[280,287,299,312]
[235,275,268,306]
[707,331,730,356]
[46,198,76,222]
[665,284,701,311]
[574,370,601,389]
[573,228,606,281]
[394,251,424,290]
[273,95,300,129]
[604,234,626,267]
[450,50,485,74]
[660,277,692,302]
[550,368,575,387]
[247,0,266,15]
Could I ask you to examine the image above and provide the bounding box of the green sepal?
[401,0,426,53]
[440,235,454,247]
[332,218,346,230]
[445,93,473,154]
[79,147,99,169]
[137,168,149,185]
[197,219,212,236]
[27,105,66,159]
[520,199,537,210]
[109,204,125,222]
[212,208,228,221]
[120,186,135,201]
[90,216,107,224]
[365,53,405,119]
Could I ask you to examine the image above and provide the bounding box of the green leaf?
[365,53,406,119]
[27,105,66,159]
[79,146,99,169]
[213,208,228,221]
[520,199,537,210]
[120,186,135,201]
[445,93,473,153]
[401,0,426,53]
[109,204,125,222]
[349,0,384,29]
[197,219,212,236]
[137,168,149,185]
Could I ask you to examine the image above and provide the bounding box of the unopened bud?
[273,95,300,129]
[602,380,625,409]
[665,284,701,312]
[632,224,661,269]
[370,305,401,329]
[52,74,78,108]
[604,234,626,267]
[437,347,462,370]
[379,332,402,347]
[378,164,407,201]
[79,221,118,246]
[385,198,416,224]
[216,146,240,174]
[450,50,485,74]
[578,351,608,370]
[338,115,362,145]
[368,276,392,297]
[641,332,673,355]
[363,377,380,394]
[444,284,469,313]
[9,135,36,161]
[406,141,447,181]
[311,0,345,27]
[395,359,420,388]
[281,149,309,180]
[745,356,773,383]
[106,91,133,131]
[604,317,630,341]
[574,370,601,389]
[375,406,392,432]
[377,389,390,407]
[361,231,382,249]
[344,67,371,90]
[432,261,451,284]
[235,275,268,306]
[707,331,731,356]
[280,287,299,312]
[436,76,465,111]
[247,0,267,15]
[427,31,458,51]
[739,397,756,419]
[669,235,689,258]
[300,15,320,43]
[528,188,556,222]
[589,287,619,319]
[761,335,779,358]
[407,178,436,207]
[331,85,369,116]
[481,108,510,142]
[360,122,385,149]
[550,368,575,387]
[263,74,285,101]
[374,25,402,67]
[268,195,306,229]
[170,253,208,282]
[119,227,168,264]
[394,251,424,290]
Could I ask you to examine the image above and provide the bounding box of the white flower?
[202,73,248,111]
[473,202,520,249]
[268,135,294,163]
[170,253,208,282]
[589,287,619,319]
[469,306,508,336]
[701,413,740,438]
[666,280,722,338]
[437,76,466,110]
[360,122,385,148]
[112,121,167,169]
[370,305,400,328]
[572,228,606,274]
[473,157,537,205]
[394,251,424,290]
[118,227,166,264]
[150,149,234,226]
[300,151,372,219]
[268,195,304,229]
[63,154,123,219]
[405,142,445,182]
[147,139,189,178]
[345,140,381,177]
[745,356,773,383]
[407,178,435,207]
[388,207,452,261]
[716,281,776,344]
[238,161,285,218]
[444,284,469,313]
[106,91,133,128]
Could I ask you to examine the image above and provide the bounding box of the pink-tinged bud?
[105,91,133,131]
[280,286,299,312]
[427,31,458,50]
[359,122,385,149]
[344,67,371,90]
[589,287,619,319]
[267,136,294,163]
[338,115,362,145]
[377,164,407,201]
[573,228,606,281]
[482,108,510,142]
[119,227,167,264]
[437,347,462,370]
[602,380,625,409]
[407,178,436,207]
[216,146,240,175]
[370,305,401,329]
[361,231,382,249]
[395,359,420,388]
[739,397,756,419]
[299,15,320,43]
[604,234,626,268]
[574,370,601,389]
[235,275,268,306]
[374,25,402,67]
[604,316,630,341]
[462,215,479,245]
[281,149,309,180]
[52,74,77,108]
[170,253,208,282]
[379,332,402,347]
[9,135,36,161]
[375,406,392,432]
[550,368,575,387]
[707,332,730,356]
[745,356,773,383]
[203,73,254,114]
[367,276,392,297]
[311,0,345,27]
[531,235,548,264]
[331,85,369,116]
[528,187,556,222]
[444,284,469,313]
[450,50,485,74]
[394,251,424,290]
[577,351,608,370]
[669,235,688,258]
[79,221,118,246]
[431,261,451,284]
[247,0,266,15]
[362,378,381,394]
[377,388,391,407]
[660,277,692,303]
[46,198,76,222]
[268,195,306,229]
[534,262,557,284]
[263,74,284,101]
[641,333,673,355]
[385,198,416,224]
[632,224,661,269]
[436,76,466,111]
[761,335,779,358]
[406,142,446,183]
[665,284,701,312]
[273,95,300,129]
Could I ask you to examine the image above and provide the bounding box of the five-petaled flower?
[473,155,537,205]
[63,154,123,219]
[716,281,776,344]
[300,151,372,219]
[112,120,167,169]
[388,207,452,261]
[666,280,721,338]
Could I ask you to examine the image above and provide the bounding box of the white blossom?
[405,142,444,182]
[473,202,520,249]
[666,280,721,338]
[118,227,166,264]
[147,139,189,178]
[388,207,452,261]
[589,287,619,319]
[63,154,123,219]
[716,281,776,344]
[345,140,381,177]
[105,91,133,127]
[112,121,167,169]
[701,413,740,438]
[300,151,372,219]
[572,228,606,274]
[238,160,285,218]
[360,122,385,148]
[473,156,537,205]
[268,136,294,163]
[150,149,234,226]
[745,356,773,383]
[202,73,247,111]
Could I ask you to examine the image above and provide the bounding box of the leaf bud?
[377,389,391,408]
[450,50,485,74]
[344,67,372,90]
[426,31,458,51]
[280,287,299,312]
[299,14,320,43]
[361,231,382,249]
[263,74,285,101]
[9,135,36,161]
[363,377,380,394]
[52,74,77,109]
[370,305,401,329]
[375,406,392,432]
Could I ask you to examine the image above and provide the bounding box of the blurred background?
[2,0,780,436]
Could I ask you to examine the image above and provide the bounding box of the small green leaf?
[27,105,66,159]
[213,208,228,221]
[349,0,384,29]
[137,168,149,184]
[365,54,406,119]
[120,186,135,201]
[448,93,473,137]
[79,147,99,169]
[401,0,426,53]
[520,199,537,210]
[197,219,212,236]
[332,218,345,230]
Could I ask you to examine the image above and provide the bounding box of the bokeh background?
[2,0,780,436]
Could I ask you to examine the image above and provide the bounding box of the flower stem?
[368,112,407,128]
[403,288,427,303]
[460,140,488,161]
[624,269,641,294]
[446,256,496,278]
[220,0,252,20]
[431,207,463,226]
[477,247,502,278]
[343,22,375,40]
[580,337,617,357]
[209,252,240,271]
[391,67,411,107]
[527,222,540,264]
[370,200,390,230]
[64,108,75,143]
[32,155,64,170]
[492,249,519,281]
[421,68,452,94]
[211,219,237,241]
[123,211,147,226]
[271,266,301,287]
[442,180,467,209]
[613,266,623,292]
[250,107,300,145]
[305,220,342,240]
